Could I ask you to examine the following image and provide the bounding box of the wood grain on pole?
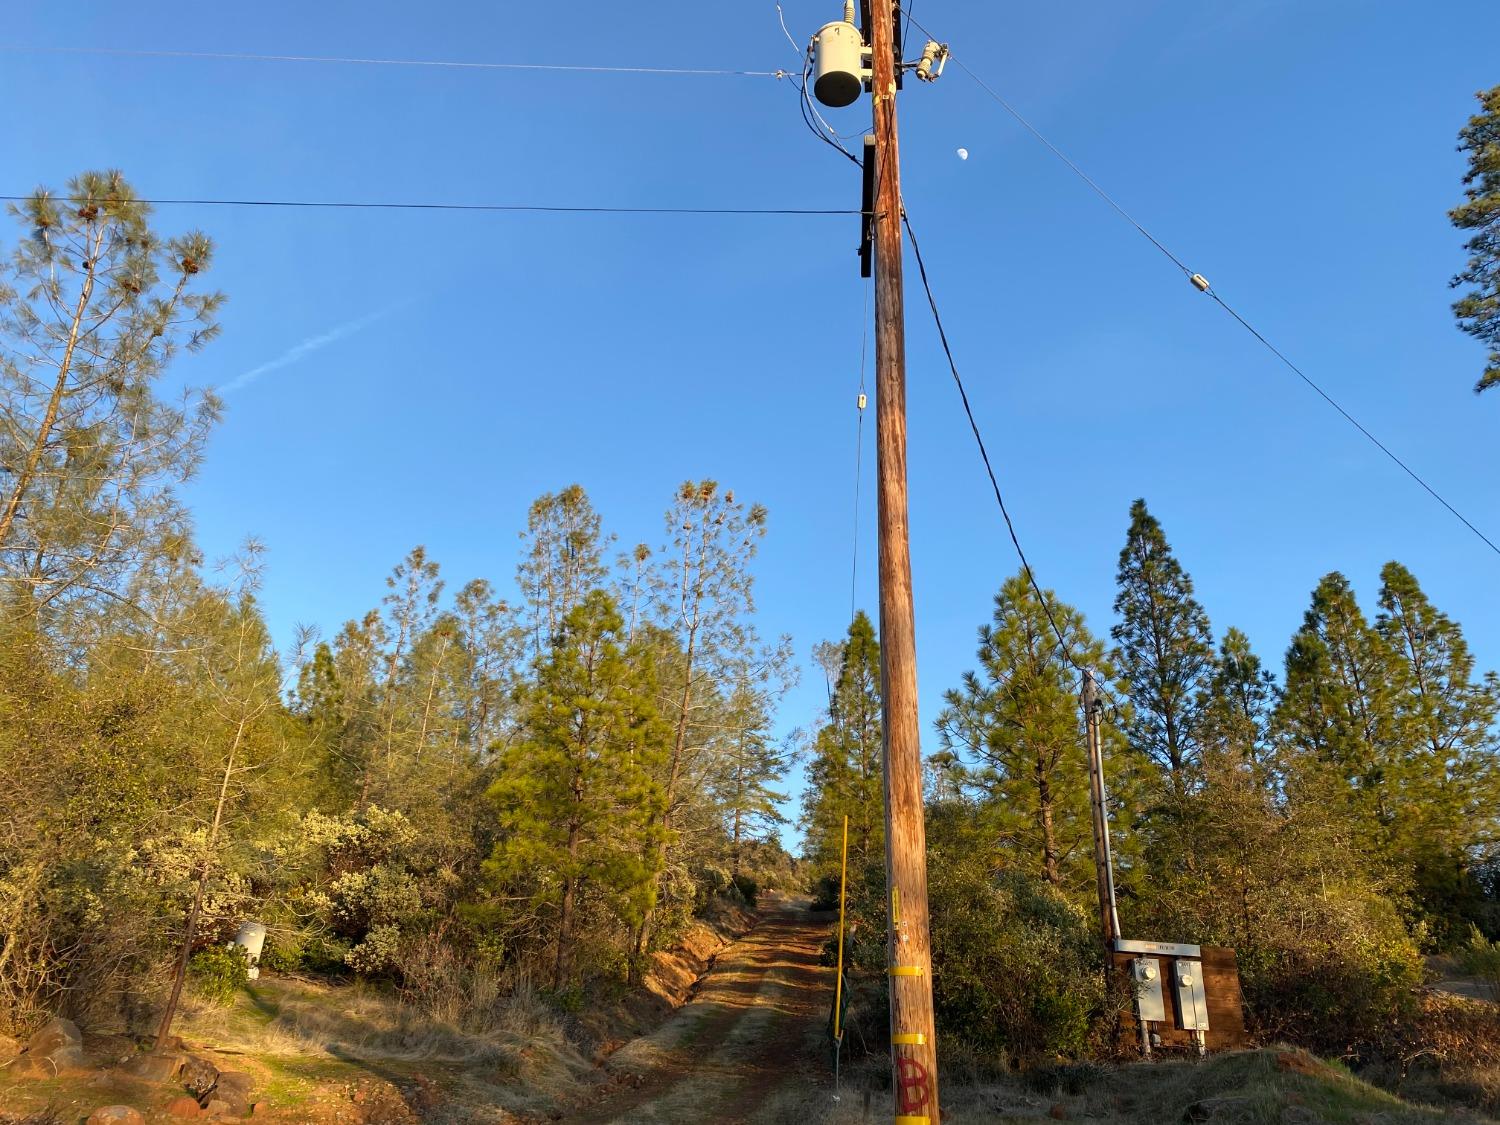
[869,0,941,1119]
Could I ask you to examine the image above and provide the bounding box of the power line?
[903,209,1109,700]
[898,7,1500,563]
[851,279,871,623]
[1207,291,1500,557]
[0,194,859,217]
[0,44,790,79]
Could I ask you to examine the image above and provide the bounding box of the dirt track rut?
[560,898,833,1124]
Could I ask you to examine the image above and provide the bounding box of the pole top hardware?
[914,42,949,83]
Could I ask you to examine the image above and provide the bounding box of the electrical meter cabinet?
[1174,960,1210,1032]
[1132,957,1167,1023]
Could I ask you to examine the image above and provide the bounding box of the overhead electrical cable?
[0,194,859,217]
[851,279,871,623]
[0,44,791,79]
[897,7,1500,563]
[903,209,1120,708]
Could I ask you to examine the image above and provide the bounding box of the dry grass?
[183,974,571,1063]
[750,1047,1490,1124]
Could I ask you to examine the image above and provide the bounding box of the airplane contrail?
[219,306,397,395]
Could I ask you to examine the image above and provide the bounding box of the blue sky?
[6,1,1498,849]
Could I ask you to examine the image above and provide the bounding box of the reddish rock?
[165,1096,204,1118]
[1049,1105,1069,1120]
[27,1016,82,1056]
[86,1108,145,1125]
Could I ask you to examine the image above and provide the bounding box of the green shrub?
[927,863,1110,1064]
[731,873,759,909]
[1458,924,1500,1002]
[187,944,249,1005]
[809,872,841,912]
[1234,886,1425,1055]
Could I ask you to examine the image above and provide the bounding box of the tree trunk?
[1037,754,1061,887]
[0,231,100,549]
[156,717,246,1049]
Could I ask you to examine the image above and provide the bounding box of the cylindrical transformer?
[813,20,866,108]
[232,921,268,980]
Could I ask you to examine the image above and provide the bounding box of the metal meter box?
[1132,957,1167,1023]
[1173,960,1210,1032]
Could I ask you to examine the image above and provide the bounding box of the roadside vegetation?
[3,75,1500,1123]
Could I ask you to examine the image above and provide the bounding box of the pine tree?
[1376,561,1500,940]
[1199,627,1279,773]
[0,172,224,621]
[936,573,1135,893]
[450,578,520,759]
[1111,500,1214,790]
[712,682,788,879]
[517,485,609,657]
[1450,85,1500,393]
[1276,572,1409,857]
[631,481,781,960]
[484,591,667,989]
[800,612,884,877]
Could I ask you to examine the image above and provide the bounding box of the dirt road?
[560,898,835,1124]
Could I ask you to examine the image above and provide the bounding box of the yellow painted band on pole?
[833,815,849,1042]
[892,1032,927,1046]
[888,965,925,976]
[894,1118,931,1125]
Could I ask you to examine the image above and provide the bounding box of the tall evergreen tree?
[0,172,223,623]
[1376,561,1500,939]
[632,481,781,960]
[1200,628,1279,773]
[517,485,609,657]
[484,591,667,990]
[712,682,788,879]
[937,573,1136,893]
[1450,85,1500,393]
[1276,573,1409,858]
[1111,500,1214,790]
[800,612,884,877]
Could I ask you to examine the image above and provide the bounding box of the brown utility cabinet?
[1110,939,1249,1052]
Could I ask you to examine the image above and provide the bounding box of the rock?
[165,1095,205,1118]
[202,1100,231,1118]
[1049,1106,1069,1121]
[120,1049,185,1083]
[209,1071,255,1116]
[86,1108,146,1125]
[180,1054,220,1097]
[27,1016,82,1056]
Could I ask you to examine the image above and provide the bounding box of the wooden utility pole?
[868,1,941,1119]
[1082,671,1121,949]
